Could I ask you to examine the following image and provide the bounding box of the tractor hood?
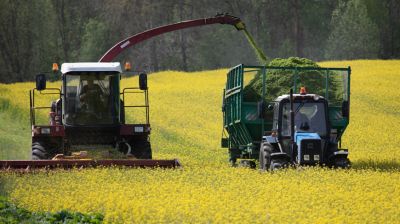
[295,132,322,164]
[295,132,321,143]
[61,62,122,74]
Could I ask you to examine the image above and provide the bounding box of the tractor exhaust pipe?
[290,88,295,159]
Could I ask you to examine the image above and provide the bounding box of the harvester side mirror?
[342,101,349,118]
[139,73,148,90]
[257,100,266,119]
[36,74,46,91]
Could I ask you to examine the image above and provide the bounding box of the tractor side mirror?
[342,100,349,118]
[36,74,46,91]
[257,100,266,119]
[139,73,148,90]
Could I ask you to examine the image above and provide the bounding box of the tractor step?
[0,159,181,170]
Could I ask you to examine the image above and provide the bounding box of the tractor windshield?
[281,102,327,137]
[64,72,119,125]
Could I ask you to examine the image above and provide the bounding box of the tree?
[325,0,380,59]
[80,19,109,61]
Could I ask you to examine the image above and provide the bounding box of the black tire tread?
[133,140,152,159]
[31,142,48,160]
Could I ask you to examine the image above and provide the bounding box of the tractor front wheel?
[133,140,152,159]
[270,159,288,171]
[332,158,351,169]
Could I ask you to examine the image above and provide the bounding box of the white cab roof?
[61,62,122,74]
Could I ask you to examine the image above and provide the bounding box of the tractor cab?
[272,90,329,165]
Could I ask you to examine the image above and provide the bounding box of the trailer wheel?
[259,142,272,171]
[238,160,256,169]
[31,142,48,160]
[133,141,152,159]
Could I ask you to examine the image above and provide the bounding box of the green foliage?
[0,1,399,83]
[325,0,380,59]
[80,19,110,61]
[0,196,104,224]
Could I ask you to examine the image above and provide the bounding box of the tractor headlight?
[134,127,144,133]
[41,128,51,134]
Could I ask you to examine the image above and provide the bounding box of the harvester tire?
[133,141,152,159]
[259,142,272,171]
[31,142,48,160]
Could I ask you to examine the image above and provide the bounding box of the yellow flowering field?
[0,60,400,223]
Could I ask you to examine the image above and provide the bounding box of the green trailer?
[221,64,351,169]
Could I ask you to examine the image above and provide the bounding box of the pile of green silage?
[243,57,334,102]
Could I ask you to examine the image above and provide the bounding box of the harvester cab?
[222,65,351,170]
[30,62,151,159]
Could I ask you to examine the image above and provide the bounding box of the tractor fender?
[263,135,278,144]
[328,149,349,159]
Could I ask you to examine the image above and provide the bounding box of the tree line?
[0,0,399,83]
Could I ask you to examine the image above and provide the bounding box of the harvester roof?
[61,62,122,74]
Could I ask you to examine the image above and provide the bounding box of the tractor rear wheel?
[133,140,152,159]
[259,142,272,171]
[31,142,48,160]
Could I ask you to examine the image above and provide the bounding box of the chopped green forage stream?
[242,29,268,64]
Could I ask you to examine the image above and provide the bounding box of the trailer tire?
[238,160,256,169]
[259,142,272,171]
[31,142,48,160]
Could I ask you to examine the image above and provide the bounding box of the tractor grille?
[298,139,322,165]
[65,126,119,145]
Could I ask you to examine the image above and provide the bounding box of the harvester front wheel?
[31,142,48,160]
[133,141,152,159]
[259,142,272,171]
